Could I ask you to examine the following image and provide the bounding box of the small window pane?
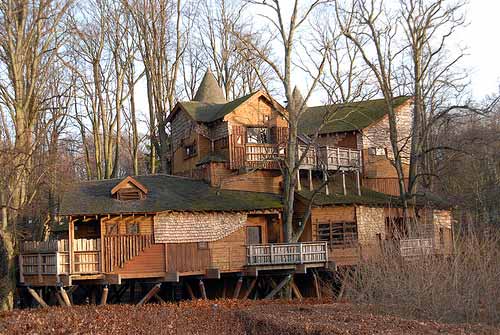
[247,127,270,144]
[246,226,262,245]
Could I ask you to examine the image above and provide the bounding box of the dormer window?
[111,176,148,201]
[247,127,271,144]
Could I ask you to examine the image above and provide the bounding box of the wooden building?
[18,70,453,306]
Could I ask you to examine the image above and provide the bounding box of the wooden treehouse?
[19,70,454,306]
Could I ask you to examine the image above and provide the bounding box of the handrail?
[246,242,328,266]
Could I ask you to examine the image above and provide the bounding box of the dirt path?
[0,300,497,335]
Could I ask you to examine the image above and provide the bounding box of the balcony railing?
[245,143,285,168]
[246,242,328,266]
[298,145,361,171]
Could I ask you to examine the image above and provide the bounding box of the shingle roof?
[177,92,256,123]
[298,96,411,135]
[193,71,227,104]
[58,174,283,215]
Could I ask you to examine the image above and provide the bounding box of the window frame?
[316,221,358,248]
[184,141,197,159]
[246,127,271,144]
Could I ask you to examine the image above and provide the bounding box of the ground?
[0,300,497,335]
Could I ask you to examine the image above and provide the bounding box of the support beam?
[233,277,243,299]
[290,280,303,301]
[355,170,361,196]
[138,283,161,305]
[55,289,65,306]
[324,171,329,195]
[308,169,313,191]
[59,287,72,307]
[100,285,109,305]
[342,171,347,195]
[27,287,48,308]
[185,282,195,299]
[205,268,220,280]
[242,278,257,299]
[154,293,166,304]
[198,280,207,300]
[264,274,292,299]
[297,169,301,191]
[312,272,321,299]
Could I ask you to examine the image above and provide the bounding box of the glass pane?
[246,226,262,245]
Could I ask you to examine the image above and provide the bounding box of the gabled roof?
[110,176,148,195]
[298,96,412,135]
[59,174,283,216]
[193,71,227,104]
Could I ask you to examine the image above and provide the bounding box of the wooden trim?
[111,176,148,195]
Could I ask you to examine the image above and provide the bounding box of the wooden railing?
[399,238,434,257]
[298,145,361,171]
[103,234,153,272]
[19,238,99,279]
[246,242,328,266]
[245,144,285,168]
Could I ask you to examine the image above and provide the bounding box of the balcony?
[246,242,328,270]
[244,143,285,169]
[298,145,361,171]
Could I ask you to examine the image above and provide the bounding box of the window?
[198,241,208,249]
[117,188,143,201]
[317,221,357,248]
[246,226,262,245]
[184,142,197,158]
[106,223,118,235]
[127,222,139,234]
[368,147,386,156]
[247,127,271,144]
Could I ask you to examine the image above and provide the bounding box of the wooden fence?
[246,242,328,266]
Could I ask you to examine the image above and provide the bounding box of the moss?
[298,96,411,135]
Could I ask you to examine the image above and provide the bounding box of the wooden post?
[100,285,109,305]
[297,169,301,191]
[185,282,196,299]
[18,255,24,283]
[154,293,166,304]
[55,289,65,306]
[233,277,243,299]
[100,217,105,273]
[290,280,303,301]
[27,287,48,308]
[59,287,72,306]
[69,219,75,275]
[265,274,292,299]
[308,169,313,191]
[138,283,161,305]
[324,171,329,195]
[242,278,257,299]
[198,280,207,300]
[312,272,321,299]
[355,170,361,196]
[342,171,346,195]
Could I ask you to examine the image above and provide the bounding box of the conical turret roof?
[193,70,227,104]
[287,86,307,111]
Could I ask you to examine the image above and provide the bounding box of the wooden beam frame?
[137,283,161,305]
[233,277,243,299]
[198,280,207,299]
[264,274,292,299]
[27,287,48,308]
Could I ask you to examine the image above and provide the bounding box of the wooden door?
[230,125,246,169]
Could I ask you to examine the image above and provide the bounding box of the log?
[100,286,109,305]
[264,275,292,299]
[312,272,321,299]
[138,283,161,305]
[59,287,72,307]
[233,277,243,299]
[290,280,303,301]
[198,280,207,300]
[242,278,257,299]
[185,282,195,299]
[27,287,48,308]
[55,289,65,306]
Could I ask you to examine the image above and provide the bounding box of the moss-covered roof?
[58,174,283,216]
[196,153,228,166]
[177,92,256,123]
[298,96,411,135]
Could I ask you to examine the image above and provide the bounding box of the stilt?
[27,287,48,308]
[308,169,313,191]
[242,278,257,299]
[154,293,166,304]
[100,285,109,305]
[185,282,195,299]
[59,287,72,306]
[312,272,321,299]
[297,169,302,191]
[324,171,329,195]
[342,171,347,195]
[138,283,161,305]
[290,280,303,301]
[55,289,65,306]
[221,279,227,298]
[264,274,292,299]
[198,280,207,300]
[355,170,361,196]
[233,277,243,299]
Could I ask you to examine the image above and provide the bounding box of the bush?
[343,232,500,325]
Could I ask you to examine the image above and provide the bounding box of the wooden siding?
[118,244,165,274]
[167,243,211,273]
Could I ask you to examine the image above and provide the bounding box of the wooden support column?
[27,287,48,308]
[138,283,161,305]
[100,285,109,305]
[290,280,303,301]
[312,272,321,299]
[297,169,301,191]
[55,289,65,306]
[59,287,72,306]
[324,171,329,195]
[185,282,196,299]
[233,277,243,299]
[69,219,75,275]
[198,280,207,300]
[355,170,361,196]
[308,169,313,191]
[342,171,347,195]
[242,278,257,299]
[265,274,292,299]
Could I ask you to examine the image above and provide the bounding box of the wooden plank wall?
[167,243,211,273]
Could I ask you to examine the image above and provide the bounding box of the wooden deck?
[246,242,328,266]
[298,145,361,171]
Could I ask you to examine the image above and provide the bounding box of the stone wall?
[356,206,386,243]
